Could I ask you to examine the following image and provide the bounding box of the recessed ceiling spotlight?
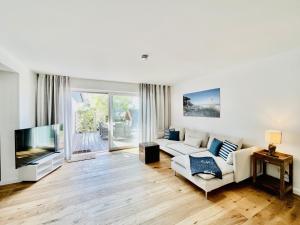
[141,54,149,60]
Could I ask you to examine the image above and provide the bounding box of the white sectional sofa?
[155,128,258,198]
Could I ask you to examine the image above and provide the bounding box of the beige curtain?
[139,83,171,142]
[36,74,72,160]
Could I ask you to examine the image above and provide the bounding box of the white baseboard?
[293,187,300,196]
[0,178,21,186]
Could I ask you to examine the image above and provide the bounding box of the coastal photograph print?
[183,88,220,118]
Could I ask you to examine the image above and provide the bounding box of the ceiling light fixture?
[141,54,149,60]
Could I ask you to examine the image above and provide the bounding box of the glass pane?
[111,95,139,149]
[71,92,109,154]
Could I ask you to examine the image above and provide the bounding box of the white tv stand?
[19,150,64,181]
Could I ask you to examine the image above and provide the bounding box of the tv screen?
[15,124,64,168]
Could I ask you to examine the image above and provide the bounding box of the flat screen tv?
[15,124,64,168]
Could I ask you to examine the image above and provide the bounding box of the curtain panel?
[36,74,72,160]
[139,83,171,142]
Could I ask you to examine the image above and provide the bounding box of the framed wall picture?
[183,88,220,118]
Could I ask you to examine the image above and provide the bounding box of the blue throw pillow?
[209,138,223,156]
[168,131,180,141]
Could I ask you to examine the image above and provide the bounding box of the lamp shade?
[265,130,282,145]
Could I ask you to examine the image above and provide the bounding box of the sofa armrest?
[233,146,259,183]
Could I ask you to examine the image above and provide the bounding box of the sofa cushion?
[167,143,206,155]
[209,138,223,156]
[207,134,243,150]
[172,151,234,180]
[156,129,165,139]
[219,140,238,164]
[185,128,209,147]
[184,136,202,148]
[154,138,181,148]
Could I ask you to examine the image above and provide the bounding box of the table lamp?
[265,130,282,156]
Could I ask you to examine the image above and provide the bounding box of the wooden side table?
[139,142,160,164]
[252,149,293,199]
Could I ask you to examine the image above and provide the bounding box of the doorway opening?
[71,91,139,156]
[71,92,109,154]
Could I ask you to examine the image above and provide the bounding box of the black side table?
[139,142,160,164]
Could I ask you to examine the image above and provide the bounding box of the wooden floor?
[1,149,300,225]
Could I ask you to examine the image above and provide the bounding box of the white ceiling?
[0,0,300,85]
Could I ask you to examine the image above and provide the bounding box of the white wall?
[0,71,19,184]
[19,72,36,128]
[0,47,36,128]
[70,77,138,93]
[171,49,300,194]
[0,48,36,185]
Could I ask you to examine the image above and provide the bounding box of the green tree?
[75,94,138,132]
[76,108,96,132]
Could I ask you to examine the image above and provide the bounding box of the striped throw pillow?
[218,140,238,163]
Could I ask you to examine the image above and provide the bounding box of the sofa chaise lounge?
[155,127,257,198]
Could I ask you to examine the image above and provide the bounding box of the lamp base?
[268,144,277,156]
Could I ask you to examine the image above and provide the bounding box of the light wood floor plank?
[0,148,299,225]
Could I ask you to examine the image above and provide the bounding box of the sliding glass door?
[71,92,109,154]
[71,91,139,154]
[109,94,139,150]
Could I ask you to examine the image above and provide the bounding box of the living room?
[0,1,300,224]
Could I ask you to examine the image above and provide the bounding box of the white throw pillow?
[184,136,202,148]
[155,129,164,139]
[185,129,209,147]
